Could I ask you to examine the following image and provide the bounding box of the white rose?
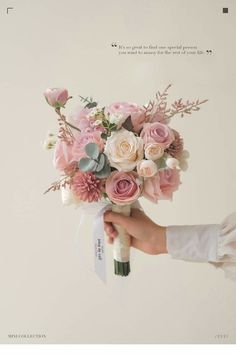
[137,160,158,177]
[104,128,144,171]
[145,143,164,160]
[166,157,179,169]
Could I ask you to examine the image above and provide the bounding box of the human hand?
[103,208,167,255]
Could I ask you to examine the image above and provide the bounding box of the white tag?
[93,205,110,283]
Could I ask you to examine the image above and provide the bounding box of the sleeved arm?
[166,212,236,281]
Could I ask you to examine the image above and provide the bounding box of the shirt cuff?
[166,224,220,262]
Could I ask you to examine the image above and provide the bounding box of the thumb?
[103,210,130,229]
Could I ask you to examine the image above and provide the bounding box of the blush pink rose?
[142,168,181,203]
[158,168,181,200]
[44,88,68,108]
[106,102,146,133]
[106,171,142,205]
[72,131,104,160]
[140,122,174,147]
[53,140,75,171]
[142,174,161,203]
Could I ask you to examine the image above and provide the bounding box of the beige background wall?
[0,0,235,344]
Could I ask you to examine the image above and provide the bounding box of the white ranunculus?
[137,159,158,178]
[166,157,179,169]
[144,143,164,161]
[104,128,144,171]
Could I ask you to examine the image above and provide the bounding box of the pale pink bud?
[44,88,69,108]
[137,159,158,178]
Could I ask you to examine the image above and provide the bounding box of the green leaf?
[85,102,97,109]
[94,164,111,178]
[79,157,98,172]
[95,154,106,172]
[156,157,167,170]
[85,143,100,159]
[101,132,108,140]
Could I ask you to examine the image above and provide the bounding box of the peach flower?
[137,160,158,178]
[144,143,164,161]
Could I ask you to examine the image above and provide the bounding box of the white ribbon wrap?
[75,200,143,283]
[112,204,131,263]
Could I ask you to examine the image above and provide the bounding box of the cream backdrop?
[0,0,235,344]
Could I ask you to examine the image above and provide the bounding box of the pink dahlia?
[71,172,103,202]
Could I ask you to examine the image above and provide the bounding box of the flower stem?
[65,121,81,132]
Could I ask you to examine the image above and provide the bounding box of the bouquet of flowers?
[43,85,207,277]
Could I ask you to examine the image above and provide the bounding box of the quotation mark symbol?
[6,7,14,14]
[111,42,117,47]
[206,50,213,54]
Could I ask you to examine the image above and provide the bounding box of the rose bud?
[137,159,158,178]
[44,88,69,108]
[166,157,179,169]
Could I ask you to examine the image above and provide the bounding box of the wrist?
[152,224,167,254]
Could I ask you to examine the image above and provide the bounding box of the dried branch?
[143,84,172,122]
[162,98,208,121]
[55,108,79,145]
[43,176,72,195]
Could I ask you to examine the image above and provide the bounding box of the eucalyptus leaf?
[85,143,100,159]
[94,164,111,178]
[79,157,98,172]
[95,153,106,172]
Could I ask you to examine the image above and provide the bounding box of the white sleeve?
[166,212,236,281]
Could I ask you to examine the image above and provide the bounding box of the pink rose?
[44,88,68,108]
[140,122,174,147]
[142,168,181,203]
[72,131,104,160]
[106,171,142,205]
[106,102,146,132]
[142,174,161,203]
[53,140,75,171]
[158,168,181,200]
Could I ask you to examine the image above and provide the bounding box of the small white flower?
[108,112,125,126]
[93,119,102,126]
[88,107,99,117]
[166,157,179,169]
[42,132,57,150]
